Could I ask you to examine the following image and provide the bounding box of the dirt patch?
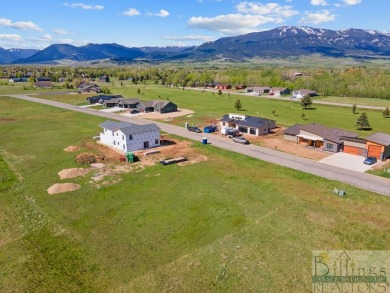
[47,183,81,195]
[242,126,331,161]
[64,145,81,152]
[0,118,17,123]
[82,141,122,163]
[371,159,390,171]
[58,168,90,180]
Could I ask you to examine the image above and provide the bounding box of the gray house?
[137,100,177,113]
[117,98,140,109]
[220,113,276,136]
[285,123,359,152]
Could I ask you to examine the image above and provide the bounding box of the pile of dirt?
[76,152,104,164]
[58,168,90,180]
[47,183,81,195]
[64,146,81,152]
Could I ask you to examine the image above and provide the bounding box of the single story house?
[78,83,101,94]
[99,76,110,82]
[235,85,247,90]
[245,87,271,95]
[117,98,140,109]
[216,84,232,90]
[291,89,318,99]
[99,120,160,153]
[37,77,51,82]
[102,98,122,108]
[284,123,359,152]
[137,100,177,114]
[9,78,29,83]
[283,124,304,142]
[220,113,276,136]
[365,132,390,161]
[271,87,290,96]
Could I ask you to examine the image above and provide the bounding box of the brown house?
[365,132,390,160]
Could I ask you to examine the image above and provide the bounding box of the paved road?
[188,87,388,110]
[3,94,390,196]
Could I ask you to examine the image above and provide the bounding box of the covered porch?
[297,134,324,149]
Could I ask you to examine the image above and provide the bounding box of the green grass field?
[0,96,389,292]
[11,83,390,137]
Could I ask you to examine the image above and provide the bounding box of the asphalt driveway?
[319,152,376,172]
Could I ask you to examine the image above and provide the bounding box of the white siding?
[100,128,160,153]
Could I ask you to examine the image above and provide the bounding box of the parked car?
[232,137,249,144]
[363,157,377,165]
[130,109,139,114]
[188,126,202,133]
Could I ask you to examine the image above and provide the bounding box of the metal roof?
[99,120,160,135]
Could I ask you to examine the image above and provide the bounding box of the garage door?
[367,145,382,159]
[344,145,365,156]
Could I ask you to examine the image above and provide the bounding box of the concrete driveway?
[319,152,376,172]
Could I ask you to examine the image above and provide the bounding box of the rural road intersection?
[3,94,390,196]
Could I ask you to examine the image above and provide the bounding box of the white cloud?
[235,2,298,17]
[163,35,216,42]
[148,9,170,17]
[0,18,42,31]
[0,34,23,42]
[57,38,75,44]
[342,0,361,5]
[40,34,53,40]
[299,9,336,24]
[123,8,140,16]
[54,29,71,35]
[63,3,104,10]
[188,14,281,35]
[311,0,328,6]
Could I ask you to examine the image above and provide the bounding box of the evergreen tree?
[356,112,370,130]
[352,103,357,114]
[383,107,390,118]
[234,99,242,111]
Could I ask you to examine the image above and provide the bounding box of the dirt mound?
[76,152,104,164]
[58,168,90,180]
[64,146,81,152]
[47,183,81,195]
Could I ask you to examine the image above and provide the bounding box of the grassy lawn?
[315,95,390,108]
[22,84,390,137]
[0,96,389,292]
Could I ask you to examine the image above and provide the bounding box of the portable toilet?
[202,137,208,144]
[126,152,135,163]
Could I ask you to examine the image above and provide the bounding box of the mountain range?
[1,26,390,64]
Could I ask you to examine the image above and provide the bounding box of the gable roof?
[220,114,275,128]
[99,120,160,135]
[284,124,303,136]
[365,132,390,146]
[137,100,175,108]
[117,98,140,105]
[300,123,359,143]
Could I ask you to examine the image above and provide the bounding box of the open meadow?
[0,95,389,292]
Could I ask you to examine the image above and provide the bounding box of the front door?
[143,141,149,149]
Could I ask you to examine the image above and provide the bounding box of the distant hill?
[0,48,39,64]
[3,26,390,64]
[190,26,390,59]
[15,43,147,64]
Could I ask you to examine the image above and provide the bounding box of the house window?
[116,133,118,136]
[112,132,114,136]
[123,144,125,149]
[113,141,116,145]
[122,135,124,140]
[250,128,256,135]
[155,139,159,144]
[223,122,225,126]
[326,143,334,149]
[129,135,133,140]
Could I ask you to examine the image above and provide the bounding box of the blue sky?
[0,0,388,49]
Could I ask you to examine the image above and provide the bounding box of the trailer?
[160,156,187,166]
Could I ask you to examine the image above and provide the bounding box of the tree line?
[1,65,390,99]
